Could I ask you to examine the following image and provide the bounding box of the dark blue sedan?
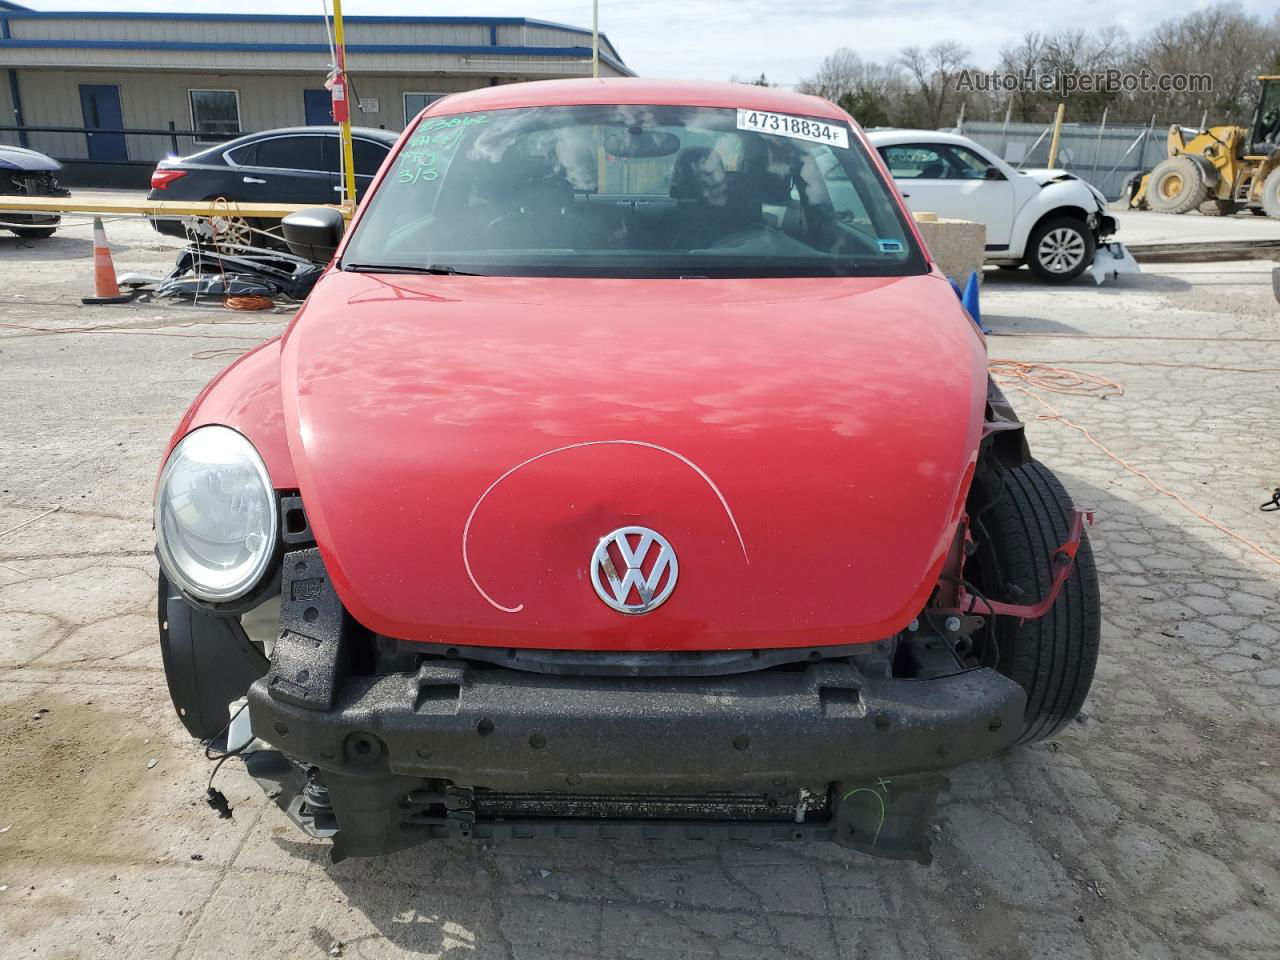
[146,126,397,251]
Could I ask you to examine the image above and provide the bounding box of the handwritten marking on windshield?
[462,439,749,614]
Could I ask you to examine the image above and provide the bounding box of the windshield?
[342,104,926,279]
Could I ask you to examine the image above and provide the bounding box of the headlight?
[155,425,277,602]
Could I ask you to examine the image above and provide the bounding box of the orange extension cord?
[224,295,276,311]
[989,358,1280,568]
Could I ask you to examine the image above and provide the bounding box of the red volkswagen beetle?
[155,78,1099,863]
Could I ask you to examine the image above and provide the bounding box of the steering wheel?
[486,212,530,236]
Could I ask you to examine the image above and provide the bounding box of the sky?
[17,0,1278,86]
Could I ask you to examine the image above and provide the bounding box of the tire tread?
[981,461,1100,744]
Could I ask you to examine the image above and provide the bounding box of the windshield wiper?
[343,263,481,276]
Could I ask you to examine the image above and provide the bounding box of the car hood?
[0,144,61,173]
[279,270,987,651]
[1022,168,1110,210]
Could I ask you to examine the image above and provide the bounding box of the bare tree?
[797,48,903,127]
[1128,2,1279,125]
[795,2,1279,130]
[995,32,1045,122]
[900,42,973,128]
[798,49,864,101]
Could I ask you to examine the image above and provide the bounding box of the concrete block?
[913,211,985,284]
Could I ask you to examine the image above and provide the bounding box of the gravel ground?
[1,209,1278,959]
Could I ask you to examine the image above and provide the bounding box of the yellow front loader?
[1130,75,1280,217]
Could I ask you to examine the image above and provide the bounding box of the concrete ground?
[1111,207,1280,247]
[1,205,1279,960]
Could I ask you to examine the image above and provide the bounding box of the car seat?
[669,147,761,248]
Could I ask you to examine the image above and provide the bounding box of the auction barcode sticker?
[736,109,849,149]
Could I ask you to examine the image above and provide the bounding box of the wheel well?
[1031,206,1089,234]
[983,377,1031,469]
[1184,153,1218,185]
[1021,206,1092,262]
[200,195,254,221]
[1258,152,1280,182]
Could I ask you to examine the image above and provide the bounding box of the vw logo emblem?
[590,526,678,615]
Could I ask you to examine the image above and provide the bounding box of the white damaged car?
[867,129,1128,282]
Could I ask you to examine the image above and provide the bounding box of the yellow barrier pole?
[591,0,599,78]
[333,0,358,208]
[1047,102,1066,170]
[0,196,350,219]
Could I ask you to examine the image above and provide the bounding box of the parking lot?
[1,205,1279,959]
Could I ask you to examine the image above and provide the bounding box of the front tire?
[971,460,1101,744]
[11,226,56,239]
[1025,216,1094,283]
[1146,156,1208,214]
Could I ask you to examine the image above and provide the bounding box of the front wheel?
[1025,216,1095,283]
[970,460,1101,744]
[11,226,56,239]
[1146,156,1208,214]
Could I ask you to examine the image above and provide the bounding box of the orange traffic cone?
[82,216,133,304]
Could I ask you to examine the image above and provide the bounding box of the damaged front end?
[173,543,1026,865]
[1,166,69,232]
[157,374,1098,865]
[1083,185,1139,284]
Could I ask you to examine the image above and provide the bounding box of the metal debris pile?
[121,246,323,308]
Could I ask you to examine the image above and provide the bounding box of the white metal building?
[0,4,631,184]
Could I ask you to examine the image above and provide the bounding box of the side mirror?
[984,165,1005,181]
[282,207,345,262]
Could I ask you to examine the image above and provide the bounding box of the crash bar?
[957,509,1093,623]
[0,195,353,220]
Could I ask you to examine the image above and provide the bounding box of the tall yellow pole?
[591,0,599,78]
[1047,101,1066,170]
[333,0,357,207]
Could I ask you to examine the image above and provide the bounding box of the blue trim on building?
[0,37,632,76]
[0,11,622,61]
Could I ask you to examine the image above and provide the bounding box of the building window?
[403,92,444,125]
[189,90,241,143]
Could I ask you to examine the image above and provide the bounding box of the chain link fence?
[960,120,1164,201]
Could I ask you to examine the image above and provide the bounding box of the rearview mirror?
[604,128,681,159]
[984,165,1005,181]
[282,207,345,262]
